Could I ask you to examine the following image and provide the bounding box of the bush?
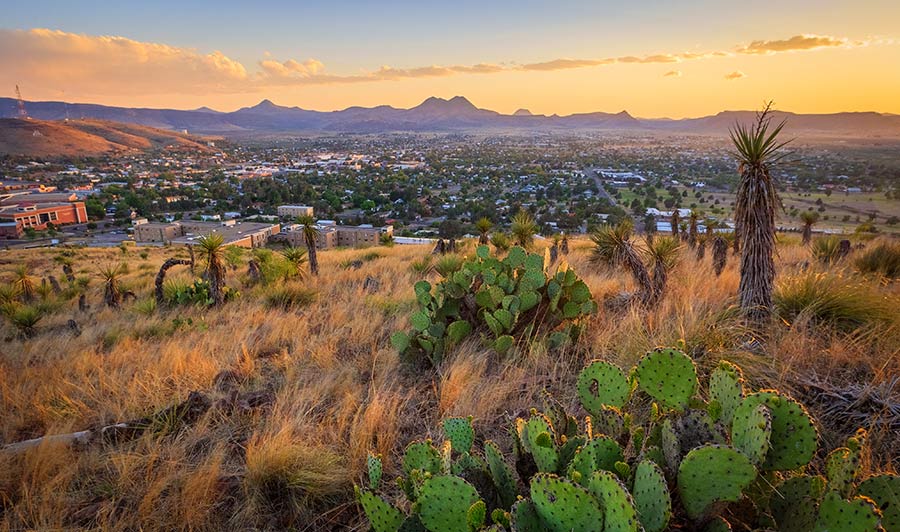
[774,272,893,332]
[357,349,897,532]
[434,254,465,278]
[391,245,596,366]
[854,241,900,279]
[164,279,237,307]
[810,235,844,264]
[264,285,317,310]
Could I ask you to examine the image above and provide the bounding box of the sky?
[2,0,899,117]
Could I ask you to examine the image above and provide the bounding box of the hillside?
[0,118,214,157]
[0,237,897,530]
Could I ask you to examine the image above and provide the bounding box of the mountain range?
[2,95,899,136]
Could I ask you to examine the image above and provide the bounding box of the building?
[277,205,314,219]
[0,221,23,239]
[277,223,391,249]
[134,219,280,248]
[0,201,88,230]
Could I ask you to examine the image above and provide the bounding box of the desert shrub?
[811,236,844,264]
[774,272,893,332]
[357,349,897,532]
[164,279,238,307]
[854,241,900,279]
[391,245,596,366]
[434,254,465,278]
[264,285,317,310]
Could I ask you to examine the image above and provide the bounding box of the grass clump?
[811,235,844,265]
[854,241,900,280]
[774,271,894,333]
[263,285,317,310]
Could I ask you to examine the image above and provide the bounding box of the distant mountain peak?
[253,99,280,109]
[513,108,533,116]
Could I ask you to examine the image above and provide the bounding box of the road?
[582,167,617,206]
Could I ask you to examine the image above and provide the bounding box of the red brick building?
[0,201,88,230]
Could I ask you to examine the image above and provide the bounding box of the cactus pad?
[632,459,671,532]
[357,488,406,532]
[731,403,771,465]
[484,440,517,509]
[511,499,544,532]
[704,516,732,532]
[530,473,605,532]
[593,406,627,440]
[577,360,630,413]
[814,491,879,532]
[732,391,817,471]
[522,414,559,473]
[857,474,899,532]
[417,476,481,532]
[635,348,698,411]
[708,360,744,425]
[826,429,866,497]
[569,435,624,485]
[588,471,640,532]
[677,444,757,519]
[403,441,442,475]
[443,417,475,454]
[770,475,826,532]
[367,453,383,489]
[661,418,681,472]
[466,500,486,530]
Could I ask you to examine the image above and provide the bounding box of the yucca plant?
[12,265,37,303]
[490,231,511,252]
[0,283,21,306]
[434,254,465,278]
[196,234,227,307]
[98,262,127,308]
[811,236,844,265]
[474,217,493,246]
[410,255,434,277]
[688,210,700,248]
[510,210,538,249]
[296,215,320,276]
[799,211,819,245]
[6,305,43,338]
[713,236,729,276]
[280,245,309,281]
[671,209,681,237]
[730,102,790,328]
[645,235,681,302]
[591,221,653,305]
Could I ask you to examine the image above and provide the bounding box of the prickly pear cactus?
[704,516,732,532]
[825,428,866,497]
[634,348,698,411]
[356,487,406,532]
[587,471,640,532]
[404,441,442,475]
[443,417,475,454]
[677,444,757,519]
[814,490,880,532]
[367,453,383,489]
[632,460,671,532]
[569,435,624,485]
[732,391,817,471]
[857,474,899,532]
[530,473,605,532]
[770,475,826,532]
[466,500,486,530]
[731,403,771,465]
[416,475,481,532]
[708,360,744,425]
[577,360,630,413]
[661,418,682,472]
[521,414,559,473]
[511,499,544,532]
[484,440,517,509]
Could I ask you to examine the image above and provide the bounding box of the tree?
[590,221,653,306]
[196,234,227,306]
[295,215,320,276]
[799,211,819,245]
[475,217,493,245]
[730,103,790,328]
[510,210,538,249]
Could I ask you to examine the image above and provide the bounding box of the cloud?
[664,70,682,77]
[737,34,851,54]
[724,70,746,80]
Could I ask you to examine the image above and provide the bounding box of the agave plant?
[799,211,819,245]
[474,217,493,246]
[296,215,320,276]
[98,262,127,308]
[730,102,790,328]
[196,234,227,307]
[591,221,653,306]
[510,210,538,249]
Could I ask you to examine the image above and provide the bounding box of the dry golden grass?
[0,238,897,530]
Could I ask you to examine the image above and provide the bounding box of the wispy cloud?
[0,28,887,96]
[724,70,747,80]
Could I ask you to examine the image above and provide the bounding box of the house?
[277,205,314,218]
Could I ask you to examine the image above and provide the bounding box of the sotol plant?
[358,348,897,531]
[391,245,596,366]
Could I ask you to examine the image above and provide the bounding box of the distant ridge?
[1,96,898,136]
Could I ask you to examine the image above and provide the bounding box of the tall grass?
[854,241,900,280]
[774,271,894,333]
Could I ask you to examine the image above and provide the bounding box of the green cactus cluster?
[357,348,898,531]
[390,245,596,365]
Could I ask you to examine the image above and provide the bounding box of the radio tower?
[15,85,29,119]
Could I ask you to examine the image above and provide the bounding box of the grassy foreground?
[0,237,897,530]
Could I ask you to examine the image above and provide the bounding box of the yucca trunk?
[305,232,319,276]
[104,279,121,308]
[650,259,667,304]
[479,232,489,245]
[561,236,569,255]
[623,244,654,306]
[156,258,191,305]
[713,237,728,276]
[208,255,226,306]
[186,244,196,274]
[801,223,813,245]
[671,212,680,236]
[696,237,706,260]
[688,217,698,248]
[736,165,776,327]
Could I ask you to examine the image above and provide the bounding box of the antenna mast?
[15,85,28,119]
